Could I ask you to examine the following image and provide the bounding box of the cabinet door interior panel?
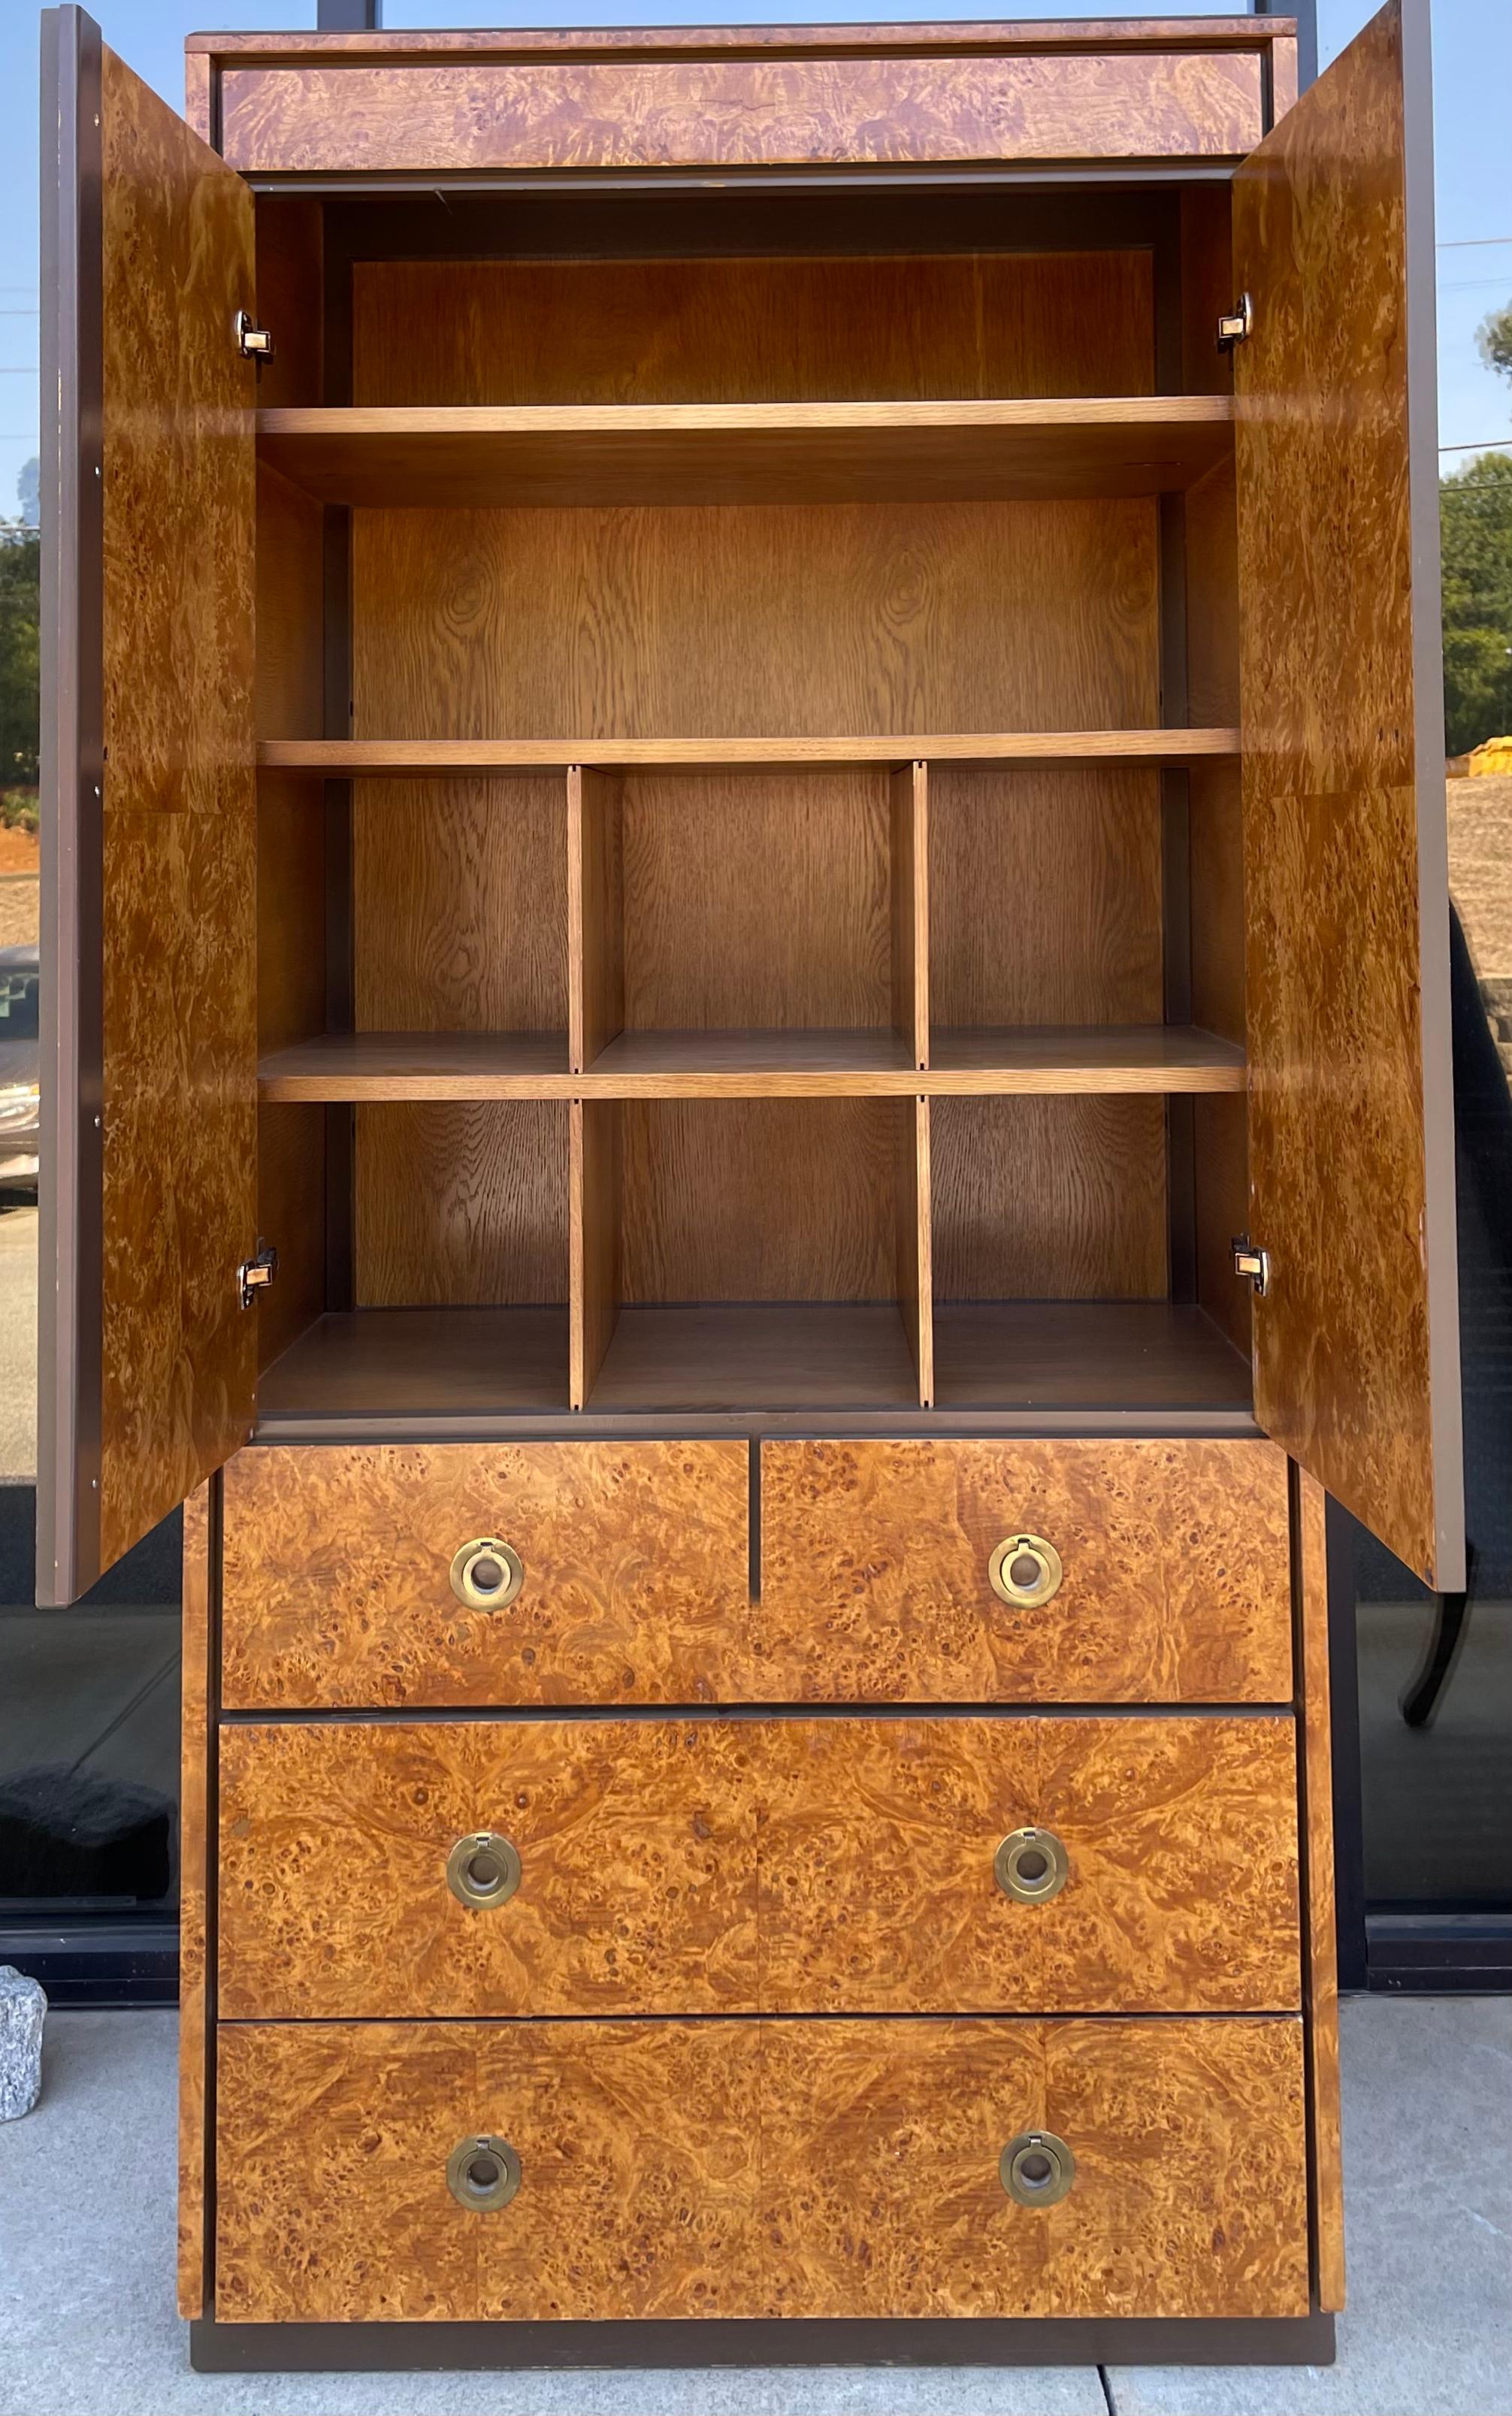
[217,1718,761,2018]
[759,1437,1294,1703]
[220,1440,751,1707]
[351,500,1158,742]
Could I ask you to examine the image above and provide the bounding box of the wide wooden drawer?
[213,2016,1309,2323]
[759,1438,1293,1701]
[217,1715,1299,2018]
[219,1441,750,1708]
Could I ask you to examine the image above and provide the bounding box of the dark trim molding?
[0,1922,177,2006]
[1366,1914,1512,1994]
[192,2313,1335,2372]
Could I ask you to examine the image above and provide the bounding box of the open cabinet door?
[1233,0,1463,1592]
[38,8,258,1604]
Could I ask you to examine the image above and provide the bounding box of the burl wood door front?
[38,8,259,1603]
[1234,0,1464,1589]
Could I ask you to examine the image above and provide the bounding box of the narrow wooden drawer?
[217,1718,759,2019]
[217,1714,1298,2019]
[219,1441,750,1708]
[759,1438,1293,1701]
[213,2015,1308,2324]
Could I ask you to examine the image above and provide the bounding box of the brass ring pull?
[994,1825,1069,1904]
[449,1537,524,1612]
[446,1830,522,1910]
[999,2130,1075,2208]
[988,1533,1063,1608]
[446,2135,521,2213]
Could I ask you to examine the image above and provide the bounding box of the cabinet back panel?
[352,500,1159,740]
[355,1101,569,1306]
[621,773,891,1030]
[352,776,567,1032]
[932,1095,1167,1300]
[352,250,1155,407]
[929,765,1163,1028]
[621,1098,900,1302]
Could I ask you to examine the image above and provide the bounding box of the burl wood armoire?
[38,0,1461,2372]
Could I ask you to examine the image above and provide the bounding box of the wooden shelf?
[253,1302,1250,1421]
[933,1303,1252,1411]
[258,730,1241,777]
[258,397,1235,510]
[258,1027,1244,1102]
[258,1308,570,1419]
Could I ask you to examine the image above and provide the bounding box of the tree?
[1478,301,1512,385]
[0,527,41,788]
[1441,452,1512,756]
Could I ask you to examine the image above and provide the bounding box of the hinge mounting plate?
[1217,292,1253,351]
[1232,1235,1270,1296]
[234,308,274,361]
[238,1243,278,1310]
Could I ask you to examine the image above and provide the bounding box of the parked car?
[0,945,40,1192]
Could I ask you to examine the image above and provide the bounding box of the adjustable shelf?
[257,730,1241,776]
[258,1026,1245,1102]
[257,396,1236,510]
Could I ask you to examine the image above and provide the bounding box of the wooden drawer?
[217,1714,1297,2019]
[759,1438,1293,1701]
[219,1441,750,1708]
[213,2015,1308,2323]
[217,1718,758,2019]
[759,1714,1300,2015]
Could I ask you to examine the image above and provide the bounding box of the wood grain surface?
[353,1101,568,1309]
[258,399,1235,510]
[1298,1468,1344,2310]
[352,251,1155,407]
[215,2018,765,2322]
[98,48,259,1574]
[261,732,1240,775]
[350,500,1159,742]
[218,1719,760,2019]
[220,1439,749,1708]
[760,2015,1309,2318]
[1234,0,1462,1588]
[176,1484,213,2318]
[197,22,1303,60]
[219,51,1264,177]
[760,1437,1293,1701]
[758,1715,1299,2014]
[930,1093,1168,1299]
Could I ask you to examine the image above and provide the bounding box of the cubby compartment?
[576,1098,930,1410]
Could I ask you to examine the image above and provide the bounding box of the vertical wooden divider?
[891,760,933,1405]
[568,767,625,1408]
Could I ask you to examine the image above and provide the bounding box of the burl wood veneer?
[217,1713,1297,2018]
[214,2019,766,2322]
[219,1441,749,1707]
[217,1717,759,2018]
[213,2015,1309,2324]
[759,1438,1293,1701]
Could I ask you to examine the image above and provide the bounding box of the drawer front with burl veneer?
[759,1438,1293,1701]
[219,1441,751,1708]
[213,2015,1308,2324]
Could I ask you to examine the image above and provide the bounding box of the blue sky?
[1,0,1508,517]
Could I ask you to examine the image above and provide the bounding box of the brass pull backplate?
[988,1533,1063,1608]
[449,1536,524,1611]
[1000,2130,1075,2207]
[446,2135,522,2213]
[995,1825,1070,1904]
[446,1830,522,1910]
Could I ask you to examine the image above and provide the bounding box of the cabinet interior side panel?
[621,773,891,1030]
[256,1102,326,1372]
[929,765,1164,1027]
[252,192,324,412]
[352,776,567,1033]
[351,249,1155,407]
[354,1101,569,1306]
[350,500,1160,741]
[619,1098,902,1302]
[932,1095,1169,1301]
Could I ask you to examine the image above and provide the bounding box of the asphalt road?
[0,1197,38,1480]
